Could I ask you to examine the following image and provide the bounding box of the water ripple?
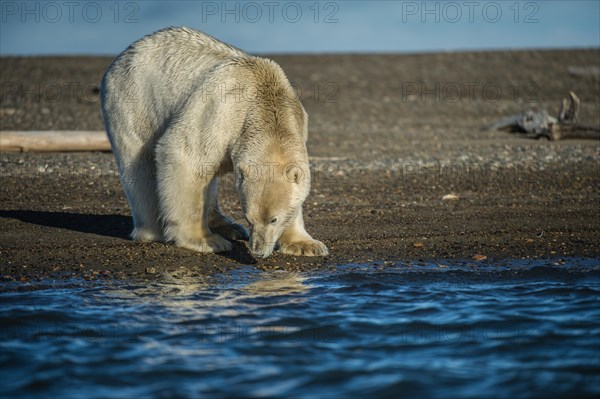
[1,258,599,398]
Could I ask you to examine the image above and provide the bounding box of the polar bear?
[100,27,328,258]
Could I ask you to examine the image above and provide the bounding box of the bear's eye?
[270,217,278,225]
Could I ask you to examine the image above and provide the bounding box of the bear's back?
[103,27,247,94]
[101,28,305,149]
[129,27,246,63]
[101,28,250,134]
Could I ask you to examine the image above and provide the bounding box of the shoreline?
[1,50,599,280]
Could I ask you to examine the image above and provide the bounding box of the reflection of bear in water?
[101,27,327,258]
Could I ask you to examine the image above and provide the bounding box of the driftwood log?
[0,131,111,152]
[485,92,600,140]
[1,92,598,152]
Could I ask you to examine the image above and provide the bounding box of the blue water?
[1,259,599,398]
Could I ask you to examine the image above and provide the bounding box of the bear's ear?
[284,164,303,184]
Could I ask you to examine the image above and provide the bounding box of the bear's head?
[235,145,310,259]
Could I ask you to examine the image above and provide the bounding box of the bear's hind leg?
[155,143,232,253]
[120,151,163,243]
[207,177,249,241]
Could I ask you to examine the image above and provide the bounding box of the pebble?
[442,194,459,201]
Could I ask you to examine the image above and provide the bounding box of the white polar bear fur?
[100,27,328,258]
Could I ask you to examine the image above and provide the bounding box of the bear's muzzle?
[249,231,277,259]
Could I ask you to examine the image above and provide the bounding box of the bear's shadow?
[0,209,256,264]
[0,210,131,239]
[219,241,257,264]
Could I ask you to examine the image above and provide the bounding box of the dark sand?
[1,50,599,280]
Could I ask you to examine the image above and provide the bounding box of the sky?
[1,0,599,55]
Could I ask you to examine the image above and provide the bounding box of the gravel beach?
[1,50,599,280]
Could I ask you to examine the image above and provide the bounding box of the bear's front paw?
[177,233,232,253]
[279,239,329,257]
[211,222,249,241]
